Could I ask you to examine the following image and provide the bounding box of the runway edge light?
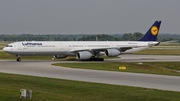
[119,66,126,70]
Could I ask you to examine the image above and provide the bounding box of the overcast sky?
[0,0,180,34]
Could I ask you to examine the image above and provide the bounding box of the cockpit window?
[6,45,13,47]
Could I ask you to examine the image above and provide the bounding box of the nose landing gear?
[16,55,21,62]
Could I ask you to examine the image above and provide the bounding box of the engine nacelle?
[105,49,121,57]
[76,51,92,60]
[54,55,67,59]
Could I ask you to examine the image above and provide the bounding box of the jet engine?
[76,51,92,60]
[54,55,67,59]
[105,49,120,57]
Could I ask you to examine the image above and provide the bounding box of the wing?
[69,46,134,53]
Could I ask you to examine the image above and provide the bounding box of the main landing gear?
[89,57,104,61]
[16,55,21,62]
[81,57,104,61]
[87,52,104,61]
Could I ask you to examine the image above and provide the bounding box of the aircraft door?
[18,43,22,50]
[137,43,141,47]
[59,43,64,50]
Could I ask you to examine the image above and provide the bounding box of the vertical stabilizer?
[138,21,161,41]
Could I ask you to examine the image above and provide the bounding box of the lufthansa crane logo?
[151,26,158,36]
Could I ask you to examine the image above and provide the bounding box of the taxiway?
[0,54,180,92]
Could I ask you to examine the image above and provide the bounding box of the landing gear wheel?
[16,56,21,62]
[95,58,104,61]
[99,58,104,61]
[89,58,104,61]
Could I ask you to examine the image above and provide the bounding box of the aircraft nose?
[3,47,8,52]
[3,47,6,51]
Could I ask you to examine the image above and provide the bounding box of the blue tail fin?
[138,21,161,41]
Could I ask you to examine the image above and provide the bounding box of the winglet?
[138,21,161,41]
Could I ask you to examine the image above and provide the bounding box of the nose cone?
[3,46,14,54]
[3,47,7,52]
[3,47,11,52]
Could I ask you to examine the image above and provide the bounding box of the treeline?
[0,33,180,42]
[78,32,143,41]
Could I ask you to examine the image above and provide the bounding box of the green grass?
[0,45,6,50]
[135,49,180,55]
[159,42,180,46]
[0,42,8,50]
[0,51,16,59]
[0,72,180,101]
[135,42,180,55]
[52,62,180,76]
[0,42,8,48]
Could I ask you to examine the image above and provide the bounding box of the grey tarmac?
[0,54,180,92]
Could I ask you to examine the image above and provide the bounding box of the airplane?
[3,21,161,62]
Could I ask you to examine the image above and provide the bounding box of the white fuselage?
[3,41,158,56]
